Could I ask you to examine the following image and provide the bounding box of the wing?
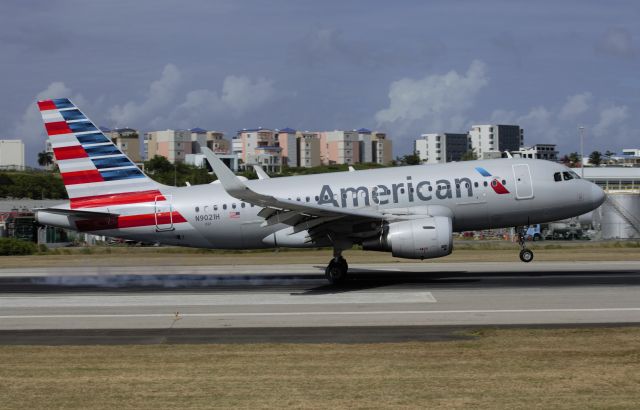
[201,148,388,238]
[252,165,270,180]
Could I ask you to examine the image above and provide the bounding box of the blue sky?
[1,0,639,165]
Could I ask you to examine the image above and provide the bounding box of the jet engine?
[362,216,453,259]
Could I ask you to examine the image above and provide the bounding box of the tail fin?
[38,98,162,209]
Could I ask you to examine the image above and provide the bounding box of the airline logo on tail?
[475,167,510,194]
[38,98,187,231]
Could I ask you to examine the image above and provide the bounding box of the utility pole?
[578,126,585,178]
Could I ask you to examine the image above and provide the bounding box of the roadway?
[0,261,639,343]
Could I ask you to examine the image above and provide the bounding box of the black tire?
[325,260,348,284]
[519,248,534,263]
[533,234,541,242]
[337,257,348,272]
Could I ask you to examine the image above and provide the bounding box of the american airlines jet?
[35,98,606,283]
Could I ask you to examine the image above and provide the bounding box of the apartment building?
[190,128,230,155]
[469,124,523,159]
[357,128,373,163]
[277,128,298,167]
[0,140,25,169]
[103,128,141,163]
[371,132,393,165]
[297,131,321,167]
[319,130,360,165]
[512,144,558,161]
[415,133,469,164]
[144,129,192,163]
[234,128,282,172]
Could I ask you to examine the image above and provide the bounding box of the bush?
[0,238,38,255]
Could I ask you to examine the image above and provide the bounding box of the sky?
[1,0,639,165]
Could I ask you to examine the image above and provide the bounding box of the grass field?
[1,327,639,409]
[0,241,638,268]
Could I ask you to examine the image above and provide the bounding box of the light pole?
[578,126,585,178]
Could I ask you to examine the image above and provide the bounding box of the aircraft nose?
[591,184,606,208]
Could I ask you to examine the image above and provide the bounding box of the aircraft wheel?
[337,256,348,272]
[325,260,348,284]
[519,248,534,263]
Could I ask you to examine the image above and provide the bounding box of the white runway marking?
[2,307,640,319]
[0,292,437,308]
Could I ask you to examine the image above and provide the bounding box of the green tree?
[37,151,53,168]
[461,150,478,161]
[394,153,421,166]
[589,151,602,167]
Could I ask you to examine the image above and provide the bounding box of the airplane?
[35,98,606,283]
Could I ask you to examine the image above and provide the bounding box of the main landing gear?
[516,226,534,263]
[325,248,349,284]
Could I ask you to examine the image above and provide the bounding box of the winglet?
[201,147,248,196]
[252,165,270,180]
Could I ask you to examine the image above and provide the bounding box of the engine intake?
[362,216,453,259]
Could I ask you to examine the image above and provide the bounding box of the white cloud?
[221,75,275,114]
[596,27,638,58]
[109,64,182,127]
[375,60,488,134]
[559,92,592,120]
[14,82,87,160]
[593,104,629,137]
[109,65,276,129]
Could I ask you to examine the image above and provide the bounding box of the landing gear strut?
[516,226,534,263]
[325,248,349,284]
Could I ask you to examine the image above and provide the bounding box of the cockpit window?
[554,172,562,182]
[569,170,581,179]
[562,172,573,181]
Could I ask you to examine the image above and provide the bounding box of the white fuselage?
[38,158,605,250]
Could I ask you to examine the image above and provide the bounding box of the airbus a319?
[35,98,606,283]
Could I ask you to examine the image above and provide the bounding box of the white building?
[415,133,469,164]
[469,124,523,159]
[0,140,25,169]
[357,128,373,163]
[185,153,239,172]
[512,144,558,161]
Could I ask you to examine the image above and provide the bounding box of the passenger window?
[214,205,218,211]
[223,204,227,210]
[554,172,562,182]
[232,203,236,209]
[241,202,246,208]
[562,172,573,181]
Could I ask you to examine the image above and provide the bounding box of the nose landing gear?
[516,226,534,263]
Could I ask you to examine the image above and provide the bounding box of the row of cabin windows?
[193,179,509,213]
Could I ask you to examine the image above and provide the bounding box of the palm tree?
[37,151,53,168]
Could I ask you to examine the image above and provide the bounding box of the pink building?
[319,130,360,165]
[145,129,192,163]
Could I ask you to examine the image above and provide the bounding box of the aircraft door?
[154,194,174,231]
[512,164,534,199]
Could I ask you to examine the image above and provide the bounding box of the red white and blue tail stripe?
[38,98,163,208]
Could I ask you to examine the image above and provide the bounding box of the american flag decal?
[229,211,240,219]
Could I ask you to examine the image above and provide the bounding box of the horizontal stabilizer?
[35,207,118,219]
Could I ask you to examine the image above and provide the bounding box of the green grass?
[1,327,639,409]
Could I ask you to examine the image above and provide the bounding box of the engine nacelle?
[362,216,453,259]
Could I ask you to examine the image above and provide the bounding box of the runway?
[1,261,639,343]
